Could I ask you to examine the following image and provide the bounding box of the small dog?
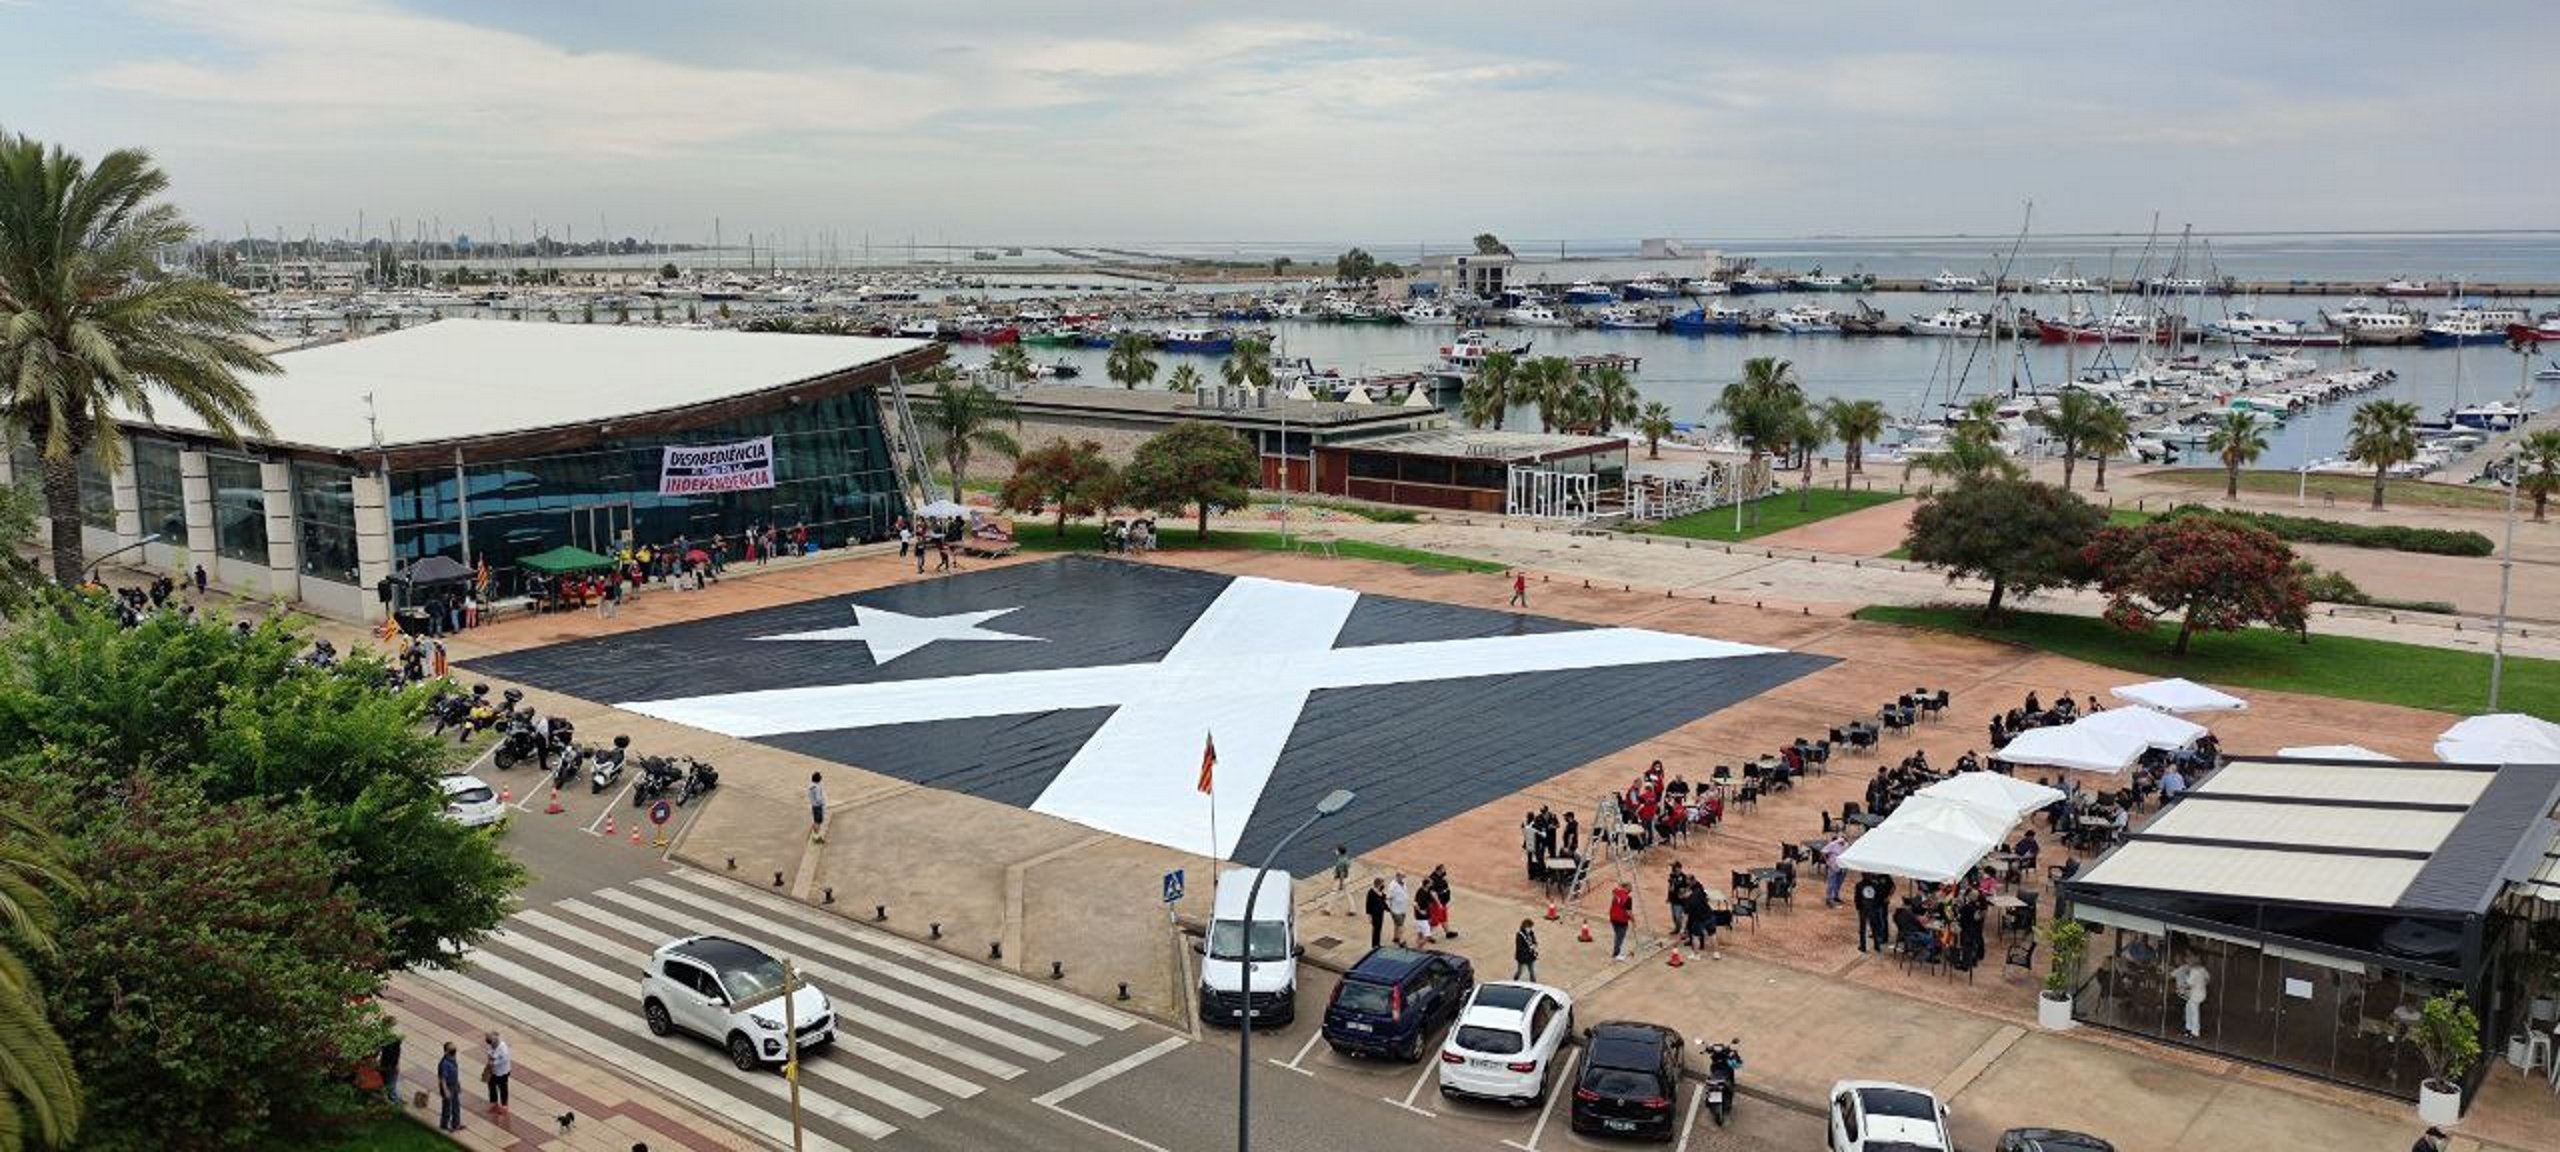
[557,1111,576,1134]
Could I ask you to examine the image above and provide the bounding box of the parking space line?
[1032,1035,1187,1106]
[1036,1100,1176,1152]
[581,775,639,833]
[1502,1066,1569,1152]
[1380,1059,1437,1118]
[1673,1085,1704,1152]
[1269,1029,1324,1076]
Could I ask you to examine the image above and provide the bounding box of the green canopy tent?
[515,545,616,574]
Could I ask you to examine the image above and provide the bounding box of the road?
[448,786,1820,1151]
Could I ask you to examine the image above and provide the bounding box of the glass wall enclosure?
[291,461,358,586]
[207,454,268,564]
[388,389,903,590]
[74,450,114,530]
[2068,898,2468,1095]
[133,437,186,543]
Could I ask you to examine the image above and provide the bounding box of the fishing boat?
[1507,303,1570,327]
[1788,270,1847,292]
[1724,270,1784,295]
[1399,301,1459,326]
[892,317,940,339]
[1681,278,1731,297]
[1563,281,1617,305]
[1770,304,1840,334]
[1908,307,1989,336]
[2379,277,2436,297]
[1440,329,1534,367]
[1620,278,1678,300]
[2509,318,2560,343]
[2421,306,2532,346]
[1666,304,1751,335]
[2204,312,2302,342]
[2321,300,2424,344]
[1926,270,1983,293]
[1021,326,1085,347]
[1595,305,1658,330]
[1159,327,1237,355]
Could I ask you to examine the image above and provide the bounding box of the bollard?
[1803,606,1811,616]
[1051,961,1065,980]
[822,887,835,905]
[1622,584,1629,592]
[1583,579,1590,589]
[771,870,783,887]
[1755,601,1763,610]
[727,856,736,871]
[874,904,888,922]
[1709,595,1717,604]
[931,922,943,939]
[1854,560,1861,568]
[988,941,1001,960]
[1117,982,1131,1002]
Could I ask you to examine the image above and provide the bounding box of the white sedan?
[1827,1080,1954,1152]
[1437,980,1573,1104]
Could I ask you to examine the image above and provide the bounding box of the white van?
[1198,866,1300,1025]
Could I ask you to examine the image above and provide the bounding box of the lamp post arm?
[1237,808,1325,1152]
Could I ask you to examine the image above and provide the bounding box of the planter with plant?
[2413,990,2480,1126]
[2037,919,2089,1030]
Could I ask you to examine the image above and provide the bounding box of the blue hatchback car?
[1321,947,1474,1062]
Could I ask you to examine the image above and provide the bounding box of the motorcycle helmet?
[501,688,523,705]
[613,735,631,749]
[471,683,489,697]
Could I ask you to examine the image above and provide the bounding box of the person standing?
[1607,882,1634,961]
[378,1036,403,1107]
[2170,956,2211,1038]
[1522,812,1542,883]
[1508,571,1528,608]
[1665,865,1689,939]
[916,527,930,574]
[1562,811,1580,857]
[1513,918,1540,982]
[1821,832,1851,906]
[1853,874,1884,953]
[482,1032,511,1118]
[1363,878,1389,949]
[897,519,913,558]
[807,772,828,844]
[1385,873,1412,947]
[436,1041,463,1131]
[191,563,208,595]
[1682,879,1716,958]
[1413,881,1439,947]
[1427,865,1456,940]
[1329,846,1353,916]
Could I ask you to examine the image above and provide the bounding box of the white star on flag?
[754,604,1041,665]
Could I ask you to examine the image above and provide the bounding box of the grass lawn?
[2144,468,2510,512]
[1003,521,1504,573]
[1641,488,1906,543]
[290,1114,450,1152]
[1853,604,2558,717]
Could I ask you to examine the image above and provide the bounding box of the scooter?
[588,736,630,794]
[1701,1038,1743,1126]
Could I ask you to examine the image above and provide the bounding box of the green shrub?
[2158,504,2493,556]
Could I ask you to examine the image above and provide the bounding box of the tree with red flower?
[2083,517,2311,655]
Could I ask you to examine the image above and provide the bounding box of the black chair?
[2004,940,2038,982]
[1728,897,1758,933]
[1711,763,1733,783]
[1808,740,1831,774]
[1766,872,1794,911]
[1828,727,1849,752]
[1820,810,1837,835]
[1734,784,1759,814]
[1842,801,1863,824]
[1779,842,1805,864]
[2005,892,2041,935]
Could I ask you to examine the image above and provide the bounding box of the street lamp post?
[83,533,164,584]
[1237,788,1355,1152]
[2490,337,2536,710]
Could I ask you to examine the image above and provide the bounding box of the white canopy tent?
[2111,677,2248,714]
[1836,823,1997,885]
[914,499,971,519]
[1887,794,2020,843]
[2074,706,2208,751]
[1915,772,2067,823]
[2276,744,2391,761]
[2434,713,2560,765]
[1996,724,2150,774]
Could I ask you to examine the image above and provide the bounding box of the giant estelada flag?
[468,556,1830,872]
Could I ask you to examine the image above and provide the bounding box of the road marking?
[1502,1063,1570,1152]
[667,870,1141,1030]
[1674,1083,1704,1152]
[1269,1029,1325,1076]
[589,887,1070,1062]
[1036,1100,1176,1152]
[410,962,860,1149]
[630,877,1105,1045]
[1032,1035,1188,1107]
[1382,1058,1438,1118]
[581,774,640,833]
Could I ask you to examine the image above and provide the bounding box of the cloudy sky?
[3,0,2553,249]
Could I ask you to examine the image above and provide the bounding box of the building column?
[109,456,143,552]
[352,472,394,625]
[260,460,298,602]
[178,449,215,569]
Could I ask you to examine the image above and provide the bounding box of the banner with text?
[659,437,776,495]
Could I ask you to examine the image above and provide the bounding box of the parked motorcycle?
[631,756,686,807]
[675,759,721,806]
[1701,1038,1743,1126]
[429,689,476,740]
[551,740,588,790]
[491,710,545,771]
[588,736,630,794]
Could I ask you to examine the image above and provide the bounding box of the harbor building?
[1313,428,1628,516]
[1417,241,1723,299]
[5,320,936,622]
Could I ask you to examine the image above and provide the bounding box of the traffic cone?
[1666,948,1686,968]
[1543,901,1560,921]
[544,789,564,815]
[630,826,643,845]
[1577,922,1593,943]
[499,786,512,806]
[602,815,615,837]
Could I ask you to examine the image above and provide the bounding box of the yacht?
[1681,278,1731,296]
[1926,270,1984,293]
[2145,275,2209,293]
[2321,300,2424,342]
[2205,312,2304,342]
[2035,274,2098,294]
[1908,307,1989,336]
[1507,303,1570,327]
[2448,401,2525,431]
[2036,309,2160,344]
[892,317,940,339]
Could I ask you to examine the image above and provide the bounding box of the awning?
[2112,677,2247,713]
[1997,724,2150,774]
[2434,713,2560,765]
[914,499,972,519]
[2073,706,2208,751]
[1916,772,2066,824]
[1837,823,1996,884]
[394,555,474,585]
[516,545,616,573]
[2276,744,2391,761]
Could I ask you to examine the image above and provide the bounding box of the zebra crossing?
[421,869,1147,1150]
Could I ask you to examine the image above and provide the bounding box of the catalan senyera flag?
[1197,732,1217,795]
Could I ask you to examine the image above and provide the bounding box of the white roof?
[2144,800,2463,854]
[1915,772,2066,823]
[2075,842,2425,908]
[1996,724,2149,774]
[118,319,927,453]
[1837,822,1995,884]
[2072,706,2207,751]
[2193,760,2495,806]
[2111,677,2247,713]
[2275,744,2391,761]
[2435,713,2560,765]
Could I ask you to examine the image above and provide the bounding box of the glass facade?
[207,454,268,564]
[388,388,903,591]
[133,437,186,543]
[292,461,358,586]
[75,450,114,530]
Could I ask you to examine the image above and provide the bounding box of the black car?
[1999,1129,2115,1152]
[1320,947,1474,1061]
[1569,1020,1685,1141]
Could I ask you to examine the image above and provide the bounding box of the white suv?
[641,935,835,1071]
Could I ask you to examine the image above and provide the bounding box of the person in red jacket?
[1608,882,1634,961]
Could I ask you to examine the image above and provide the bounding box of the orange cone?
[602,815,615,837]
[630,826,643,845]
[1577,922,1594,943]
[1666,948,1686,968]
[1544,901,1560,921]
[499,786,512,805]
[544,790,564,815]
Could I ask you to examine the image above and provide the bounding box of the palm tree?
[1635,401,1675,459]
[1822,398,1887,490]
[987,343,1034,389]
[2028,389,2112,490]
[2204,410,2268,500]
[1905,397,2021,483]
[1105,332,1158,390]
[1461,350,1519,430]
[919,377,1022,496]
[2345,399,2422,510]
[0,132,277,585]
[1585,365,1639,434]
[2083,402,2134,492]
[1784,405,1828,511]
[0,805,83,1151]
[1519,356,1580,433]
[1220,335,1274,393]
[1713,356,1803,469]
[2518,429,2560,522]
[1166,363,1201,394]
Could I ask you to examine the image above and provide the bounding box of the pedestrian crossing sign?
[1162,868,1184,905]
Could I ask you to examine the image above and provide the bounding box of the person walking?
[1513,918,1540,982]
[1385,873,1412,947]
[1682,879,1717,958]
[1427,865,1456,940]
[1364,878,1389,949]
[191,563,208,595]
[1665,864,1689,939]
[897,519,913,557]
[435,1041,463,1131]
[482,1032,512,1118]
[1328,845,1353,915]
[1508,571,1528,608]
[1853,873,1884,953]
[807,772,828,843]
[378,1036,403,1107]
[1413,881,1439,947]
[1821,832,1850,906]
[1607,882,1634,961]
